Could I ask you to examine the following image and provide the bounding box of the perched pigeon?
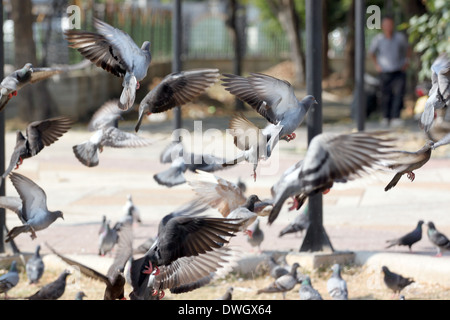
[98,220,120,256]
[0,261,19,299]
[256,262,300,300]
[47,223,134,300]
[135,69,220,132]
[1,116,72,183]
[278,205,310,238]
[73,100,156,167]
[299,276,323,300]
[384,141,434,192]
[385,220,424,251]
[420,53,450,132]
[121,194,142,225]
[221,73,316,145]
[26,244,45,284]
[268,131,396,225]
[0,172,64,242]
[327,264,348,300]
[246,218,264,252]
[129,200,244,299]
[381,266,414,296]
[27,270,71,300]
[426,221,450,257]
[65,18,152,110]
[75,291,87,300]
[216,287,233,300]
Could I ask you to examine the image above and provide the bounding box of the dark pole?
[355,0,366,131]
[300,0,333,253]
[0,0,5,254]
[172,0,182,137]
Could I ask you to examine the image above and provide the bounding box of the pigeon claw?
[245,229,253,238]
[322,188,331,195]
[288,197,299,211]
[142,262,154,275]
[284,133,297,142]
[15,157,23,170]
[407,171,415,182]
[251,171,257,182]
[137,82,140,90]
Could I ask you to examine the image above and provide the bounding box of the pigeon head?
[135,104,150,132]
[15,130,26,142]
[54,210,64,220]
[141,41,151,52]
[381,266,389,274]
[245,194,261,211]
[427,221,436,230]
[301,95,318,110]
[9,260,18,272]
[18,63,33,80]
[331,263,341,275]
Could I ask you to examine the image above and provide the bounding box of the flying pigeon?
[0,261,19,299]
[381,266,414,296]
[47,223,134,300]
[327,264,348,300]
[385,220,424,251]
[98,220,120,256]
[26,244,45,284]
[65,18,152,110]
[27,270,71,300]
[0,172,64,242]
[384,141,434,192]
[73,100,157,167]
[299,276,323,300]
[278,205,310,238]
[268,131,396,225]
[426,221,450,257]
[256,262,300,300]
[135,68,220,132]
[1,116,72,183]
[246,218,264,252]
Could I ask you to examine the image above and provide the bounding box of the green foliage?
[407,0,450,81]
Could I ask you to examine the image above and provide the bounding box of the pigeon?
[268,131,396,225]
[420,53,450,132]
[226,194,263,234]
[432,132,450,149]
[426,221,450,257]
[75,291,87,300]
[1,116,73,183]
[0,60,90,112]
[246,218,264,252]
[221,73,316,145]
[121,194,142,225]
[27,269,71,300]
[385,220,424,251]
[26,244,45,284]
[65,18,152,110]
[135,68,220,132]
[256,262,300,300]
[266,255,290,280]
[381,266,414,296]
[47,223,134,300]
[298,276,323,300]
[0,261,19,299]
[327,264,348,300]
[216,287,233,300]
[129,200,245,299]
[384,141,434,192]
[278,205,310,238]
[98,215,107,235]
[73,100,157,167]
[98,220,120,256]
[0,172,64,242]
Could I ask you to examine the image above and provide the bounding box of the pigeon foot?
[288,197,299,211]
[407,171,415,182]
[15,157,23,170]
[284,133,296,142]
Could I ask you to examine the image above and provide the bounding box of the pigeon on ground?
[47,223,134,300]
[65,18,152,110]
[121,194,142,225]
[135,68,220,132]
[0,261,19,299]
[266,255,290,280]
[129,200,244,300]
[381,266,414,296]
[75,291,87,300]
[1,116,72,183]
[327,264,348,300]
[26,244,45,284]
[98,215,107,235]
[384,141,434,192]
[0,172,64,242]
[27,269,71,300]
[216,287,233,300]
[73,100,157,167]
[268,131,396,225]
[256,262,300,300]
[246,218,264,252]
[385,220,424,251]
[299,276,323,300]
[98,220,120,256]
[278,205,310,238]
[426,221,450,257]
[420,53,450,132]
[221,73,316,146]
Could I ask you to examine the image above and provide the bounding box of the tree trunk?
[343,0,355,87]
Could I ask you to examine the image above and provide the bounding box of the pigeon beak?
[313,99,318,105]
[135,111,146,132]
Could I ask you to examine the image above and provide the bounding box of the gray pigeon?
[278,205,310,238]
[420,53,450,132]
[217,287,233,300]
[268,131,396,225]
[121,194,142,225]
[0,261,20,299]
[0,172,64,242]
[65,18,152,111]
[267,255,290,280]
[75,291,87,300]
[73,100,157,167]
[426,221,450,257]
[226,195,263,234]
[381,266,414,296]
[256,262,300,300]
[26,244,45,284]
[246,218,264,252]
[1,116,72,183]
[135,68,220,132]
[27,269,71,300]
[384,141,434,192]
[299,276,323,300]
[327,264,348,300]
[98,220,120,256]
[385,220,424,251]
